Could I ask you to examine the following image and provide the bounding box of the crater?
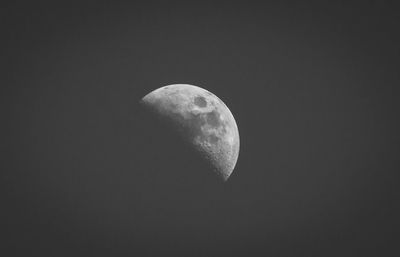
[208,134,220,143]
[205,111,220,128]
[194,96,207,107]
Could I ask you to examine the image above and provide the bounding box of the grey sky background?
[2,1,399,256]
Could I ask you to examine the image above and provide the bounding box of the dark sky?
[2,1,399,256]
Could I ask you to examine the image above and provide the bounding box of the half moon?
[140,84,240,181]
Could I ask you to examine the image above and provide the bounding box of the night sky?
[2,1,399,256]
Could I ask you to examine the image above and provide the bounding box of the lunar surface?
[140,84,240,181]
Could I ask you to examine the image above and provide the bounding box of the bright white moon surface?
[141,84,240,181]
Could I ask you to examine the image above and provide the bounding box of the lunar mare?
[141,84,240,181]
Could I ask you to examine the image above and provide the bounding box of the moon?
[140,84,240,181]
